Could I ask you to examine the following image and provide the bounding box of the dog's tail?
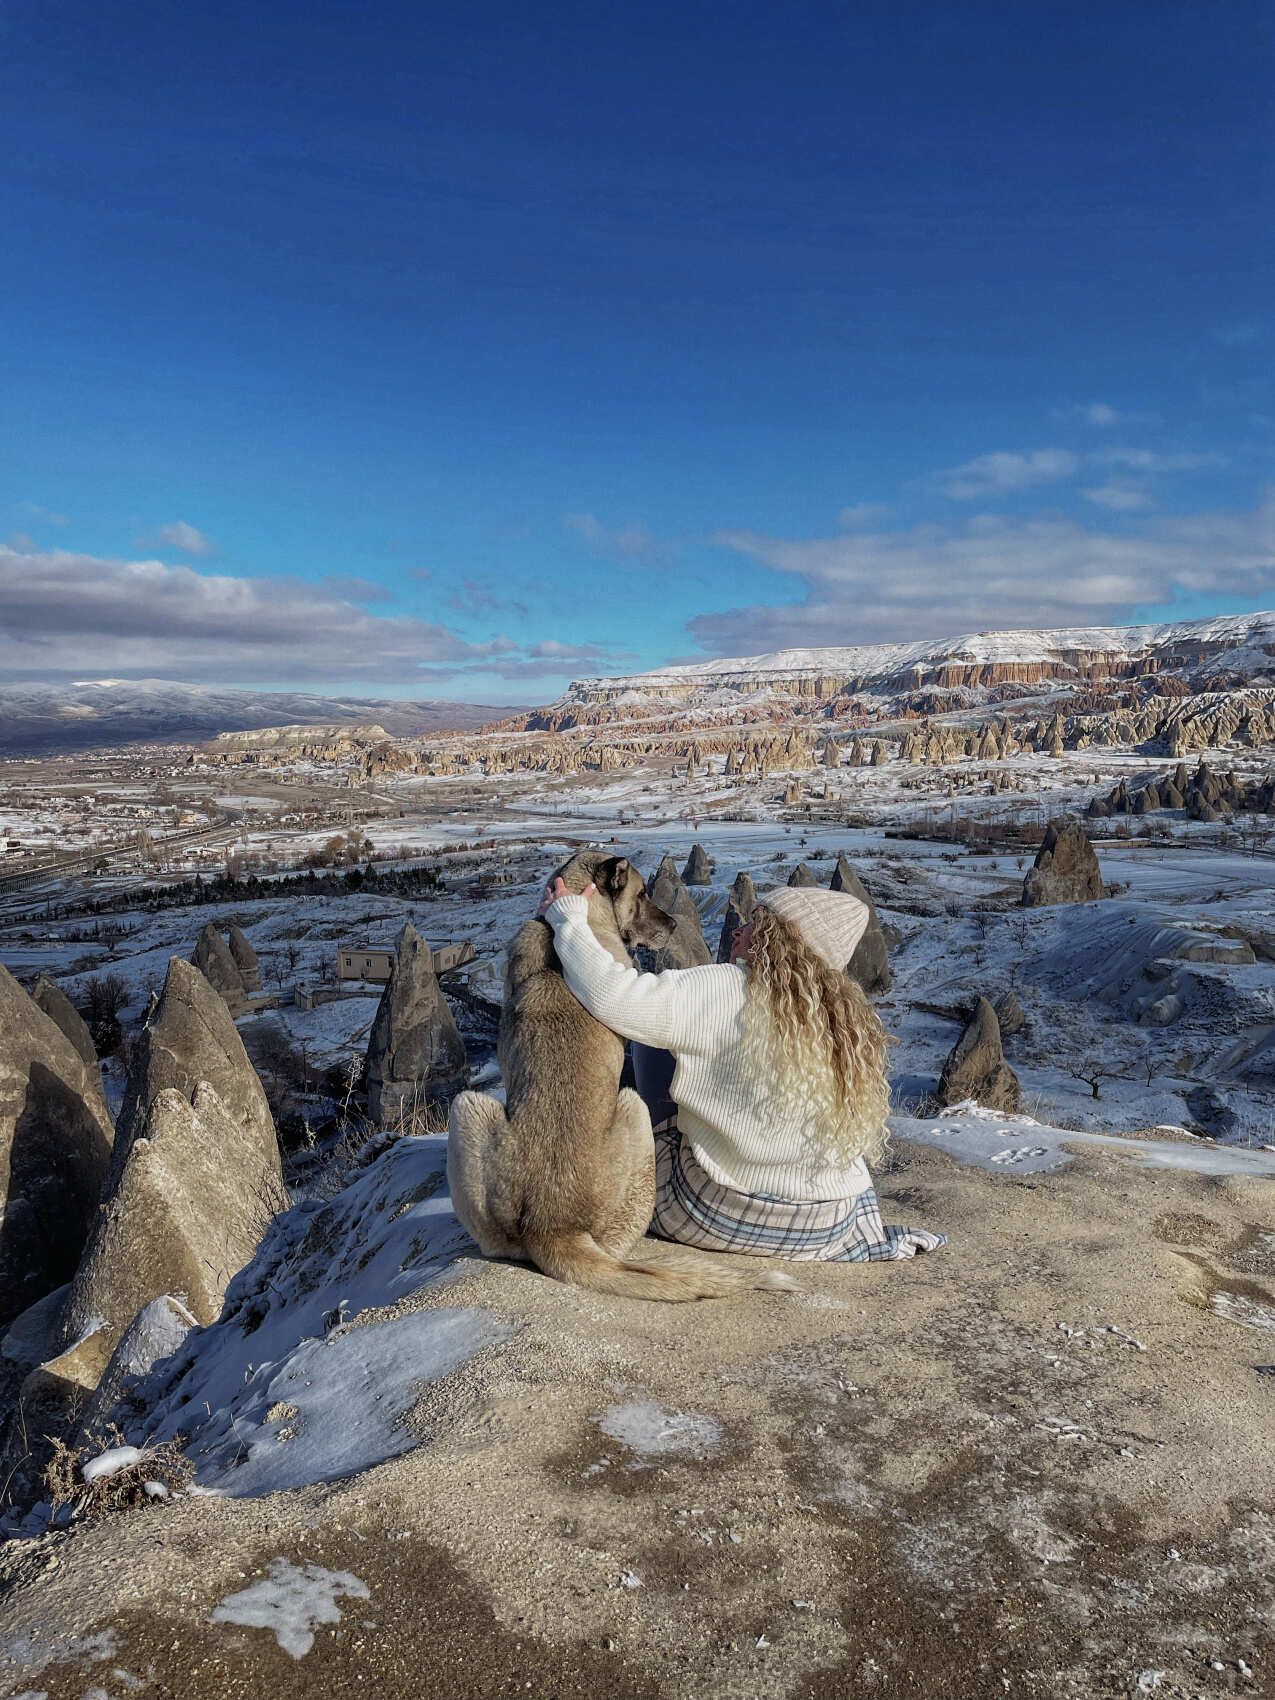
[524,1230,796,1303]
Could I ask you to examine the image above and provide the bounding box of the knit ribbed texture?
[546,894,872,1203]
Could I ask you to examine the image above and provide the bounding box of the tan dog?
[447,850,791,1302]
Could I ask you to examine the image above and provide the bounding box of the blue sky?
[1,0,1271,701]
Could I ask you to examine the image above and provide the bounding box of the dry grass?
[43,1423,192,1521]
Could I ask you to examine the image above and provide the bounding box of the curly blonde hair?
[742,905,891,1168]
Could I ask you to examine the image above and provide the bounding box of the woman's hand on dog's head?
[538,876,596,917]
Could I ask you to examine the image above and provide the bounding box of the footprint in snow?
[990,1146,1049,1165]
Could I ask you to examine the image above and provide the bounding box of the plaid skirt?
[651,1126,947,1263]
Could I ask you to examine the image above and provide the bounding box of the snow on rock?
[134,1134,513,1495]
[893,1105,1275,1178]
[210,1558,370,1658]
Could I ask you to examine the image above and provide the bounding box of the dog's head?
[552,850,675,951]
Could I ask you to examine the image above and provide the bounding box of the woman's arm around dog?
[541,882,744,1053]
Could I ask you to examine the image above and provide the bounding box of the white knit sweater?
[545,894,872,1203]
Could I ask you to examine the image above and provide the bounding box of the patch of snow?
[596,1398,723,1461]
[135,1137,512,1495]
[210,1558,369,1658]
[81,1445,143,1484]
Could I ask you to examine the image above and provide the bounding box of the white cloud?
[155,520,213,556]
[698,498,1275,653]
[1082,484,1152,512]
[940,449,1079,501]
[1095,448,1223,474]
[0,545,584,686]
[837,503,892,529]
[563,512,660,560]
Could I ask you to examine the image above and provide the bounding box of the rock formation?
[226,923,262,993]
[682,842,714,886]
[788,862,818,888]
[717,871,758,963]
[644,856,711,970]
[829,852,893,995]
[365,923,468,1124]
[192,922,248,1015]
[936,997,1022,1112]
[1023,820,1106,907]
[0,966,114,1327]
[111,957,280,1191]
[31,975,100,1075]
[994,989,1026,1036]
[56,1084,283,1394]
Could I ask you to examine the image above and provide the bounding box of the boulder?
[829,852,893,995]
[0,966,114,1327]
[787,862,818,888]
[1022,820,1106,907]
[366,923,468,1124]
[111,957,279,1192]
[994,989,1026,1036]
[61,1084,282,1373]
[717,871,758,963]
[226,924,262,993]
[936,998,1022,1112]
[681,843,714,887]
[31,976,99,1075]
[80,1293,198,1438]
[644,857,711,970]
[192,922,247,1016]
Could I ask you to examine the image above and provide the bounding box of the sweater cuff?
[545,893,590,927]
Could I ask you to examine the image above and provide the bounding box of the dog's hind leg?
[592,1087,658,1260]
[447,1091,524,1261]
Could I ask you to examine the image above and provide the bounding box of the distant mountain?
[563,611,1275,704]
[0,680,513,757]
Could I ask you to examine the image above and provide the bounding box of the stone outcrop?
[56,1085,282,1394]
[829,852,893,995]
[682,843,714,886]
[366,923,468,1124]
[226,924,262,993]
[644,857,711,970]
[1023,820,1106,907]
[0,967,114,1327]
[994,989,1026,1036]
[192,922,248,1015]
[936,997,1022,1112]
[717,872,759,963]
[31,975,100,1075]
[110,957,280,1194]
[788,862,818,888]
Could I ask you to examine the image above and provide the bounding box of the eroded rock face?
[994,990,1026,1036]
[1023,820,1106,907]
[226,924,262,993]
[788,862,818,888]
[366,923,468,1125]
[717,872,758,963]
[61,1085,277,1378]
[937,997,1022,1112]
[111,957,279,1193]
[31,976,99,1075]
[829,852,893,996]
[682,843,714,886]
[192,923,248,1016]
[644,856,711,970]
[0,967,114,1327]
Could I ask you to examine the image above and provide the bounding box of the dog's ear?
[603,856,631,895]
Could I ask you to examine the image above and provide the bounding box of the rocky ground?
[2,1122,1274,1700]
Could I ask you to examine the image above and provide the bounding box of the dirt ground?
[2,1137,1274,1700]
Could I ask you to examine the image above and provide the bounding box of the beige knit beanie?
[757,886,870,971]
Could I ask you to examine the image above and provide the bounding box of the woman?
[539,874,945,1262]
